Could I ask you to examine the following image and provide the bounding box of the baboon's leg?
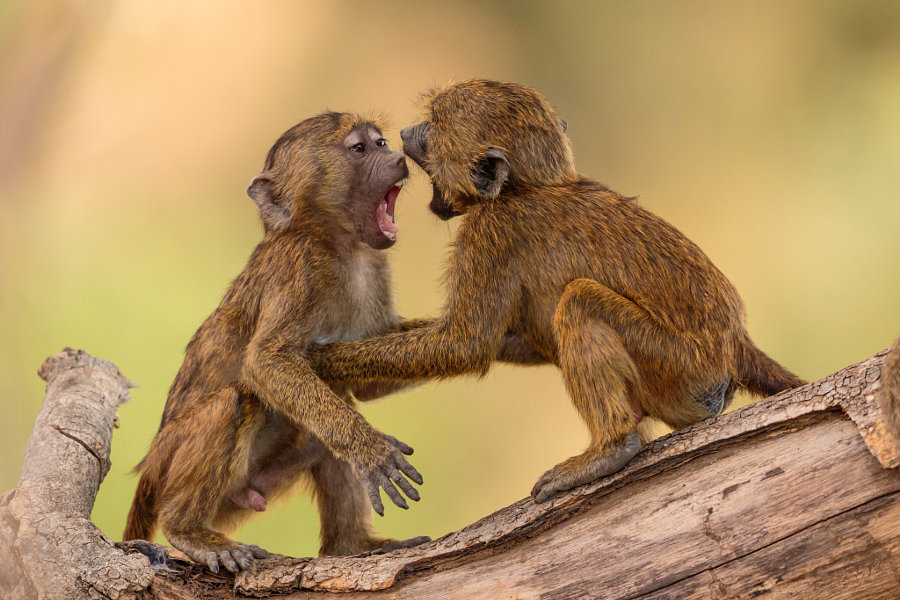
[558,278,731,428]
[157,387,268,573]
[531,279,645,503]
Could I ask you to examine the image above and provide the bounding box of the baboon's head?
[401,80,574,220]
[248,112,408,249]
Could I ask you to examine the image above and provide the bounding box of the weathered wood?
[3,346,899,599]
[251,413,898,599]
[0,348,152,600]
[637,492,900,600]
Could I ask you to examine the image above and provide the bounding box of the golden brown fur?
[124,112,427,573]
[307,81,805,503]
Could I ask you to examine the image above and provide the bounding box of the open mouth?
[376,177,406,241]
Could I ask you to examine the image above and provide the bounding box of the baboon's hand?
[355,433,423,516]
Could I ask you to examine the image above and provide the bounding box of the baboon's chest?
[313,253,392,344]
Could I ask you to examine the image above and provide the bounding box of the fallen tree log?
[1,346,898,599]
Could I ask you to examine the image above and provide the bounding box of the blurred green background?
[1,0,899,558]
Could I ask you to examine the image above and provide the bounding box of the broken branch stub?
[0,348,152,600]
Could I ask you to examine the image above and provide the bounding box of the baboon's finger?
[395,455,423,485]
[389,468,420,501]
[378,474,408,509]
[364,478,385,516]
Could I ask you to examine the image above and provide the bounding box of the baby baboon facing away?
[124,112,428,573]
[308,80,805,503]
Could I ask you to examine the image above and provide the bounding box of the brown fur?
[124,112,427,573]
[307,80,805,502]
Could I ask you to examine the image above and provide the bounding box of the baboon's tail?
[880,338,900,440]
[736,336,805,398]
[123,470,158,541]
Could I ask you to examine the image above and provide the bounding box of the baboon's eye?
[375,139,388,148]
[350,142,366,153]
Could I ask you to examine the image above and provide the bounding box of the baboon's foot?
[322,534,431,557]
[370,535,432,554]
[530,432,641,503]
[166,528,268,574]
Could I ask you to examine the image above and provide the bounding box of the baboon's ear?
[472,148,510,199]
[247,174,292,229]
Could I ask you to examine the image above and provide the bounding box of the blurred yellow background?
[2,1,899,558]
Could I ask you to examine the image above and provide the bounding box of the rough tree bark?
[0,349,152,599]
[1,345,898,600]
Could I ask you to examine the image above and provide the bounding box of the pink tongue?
[378,187,400,236]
